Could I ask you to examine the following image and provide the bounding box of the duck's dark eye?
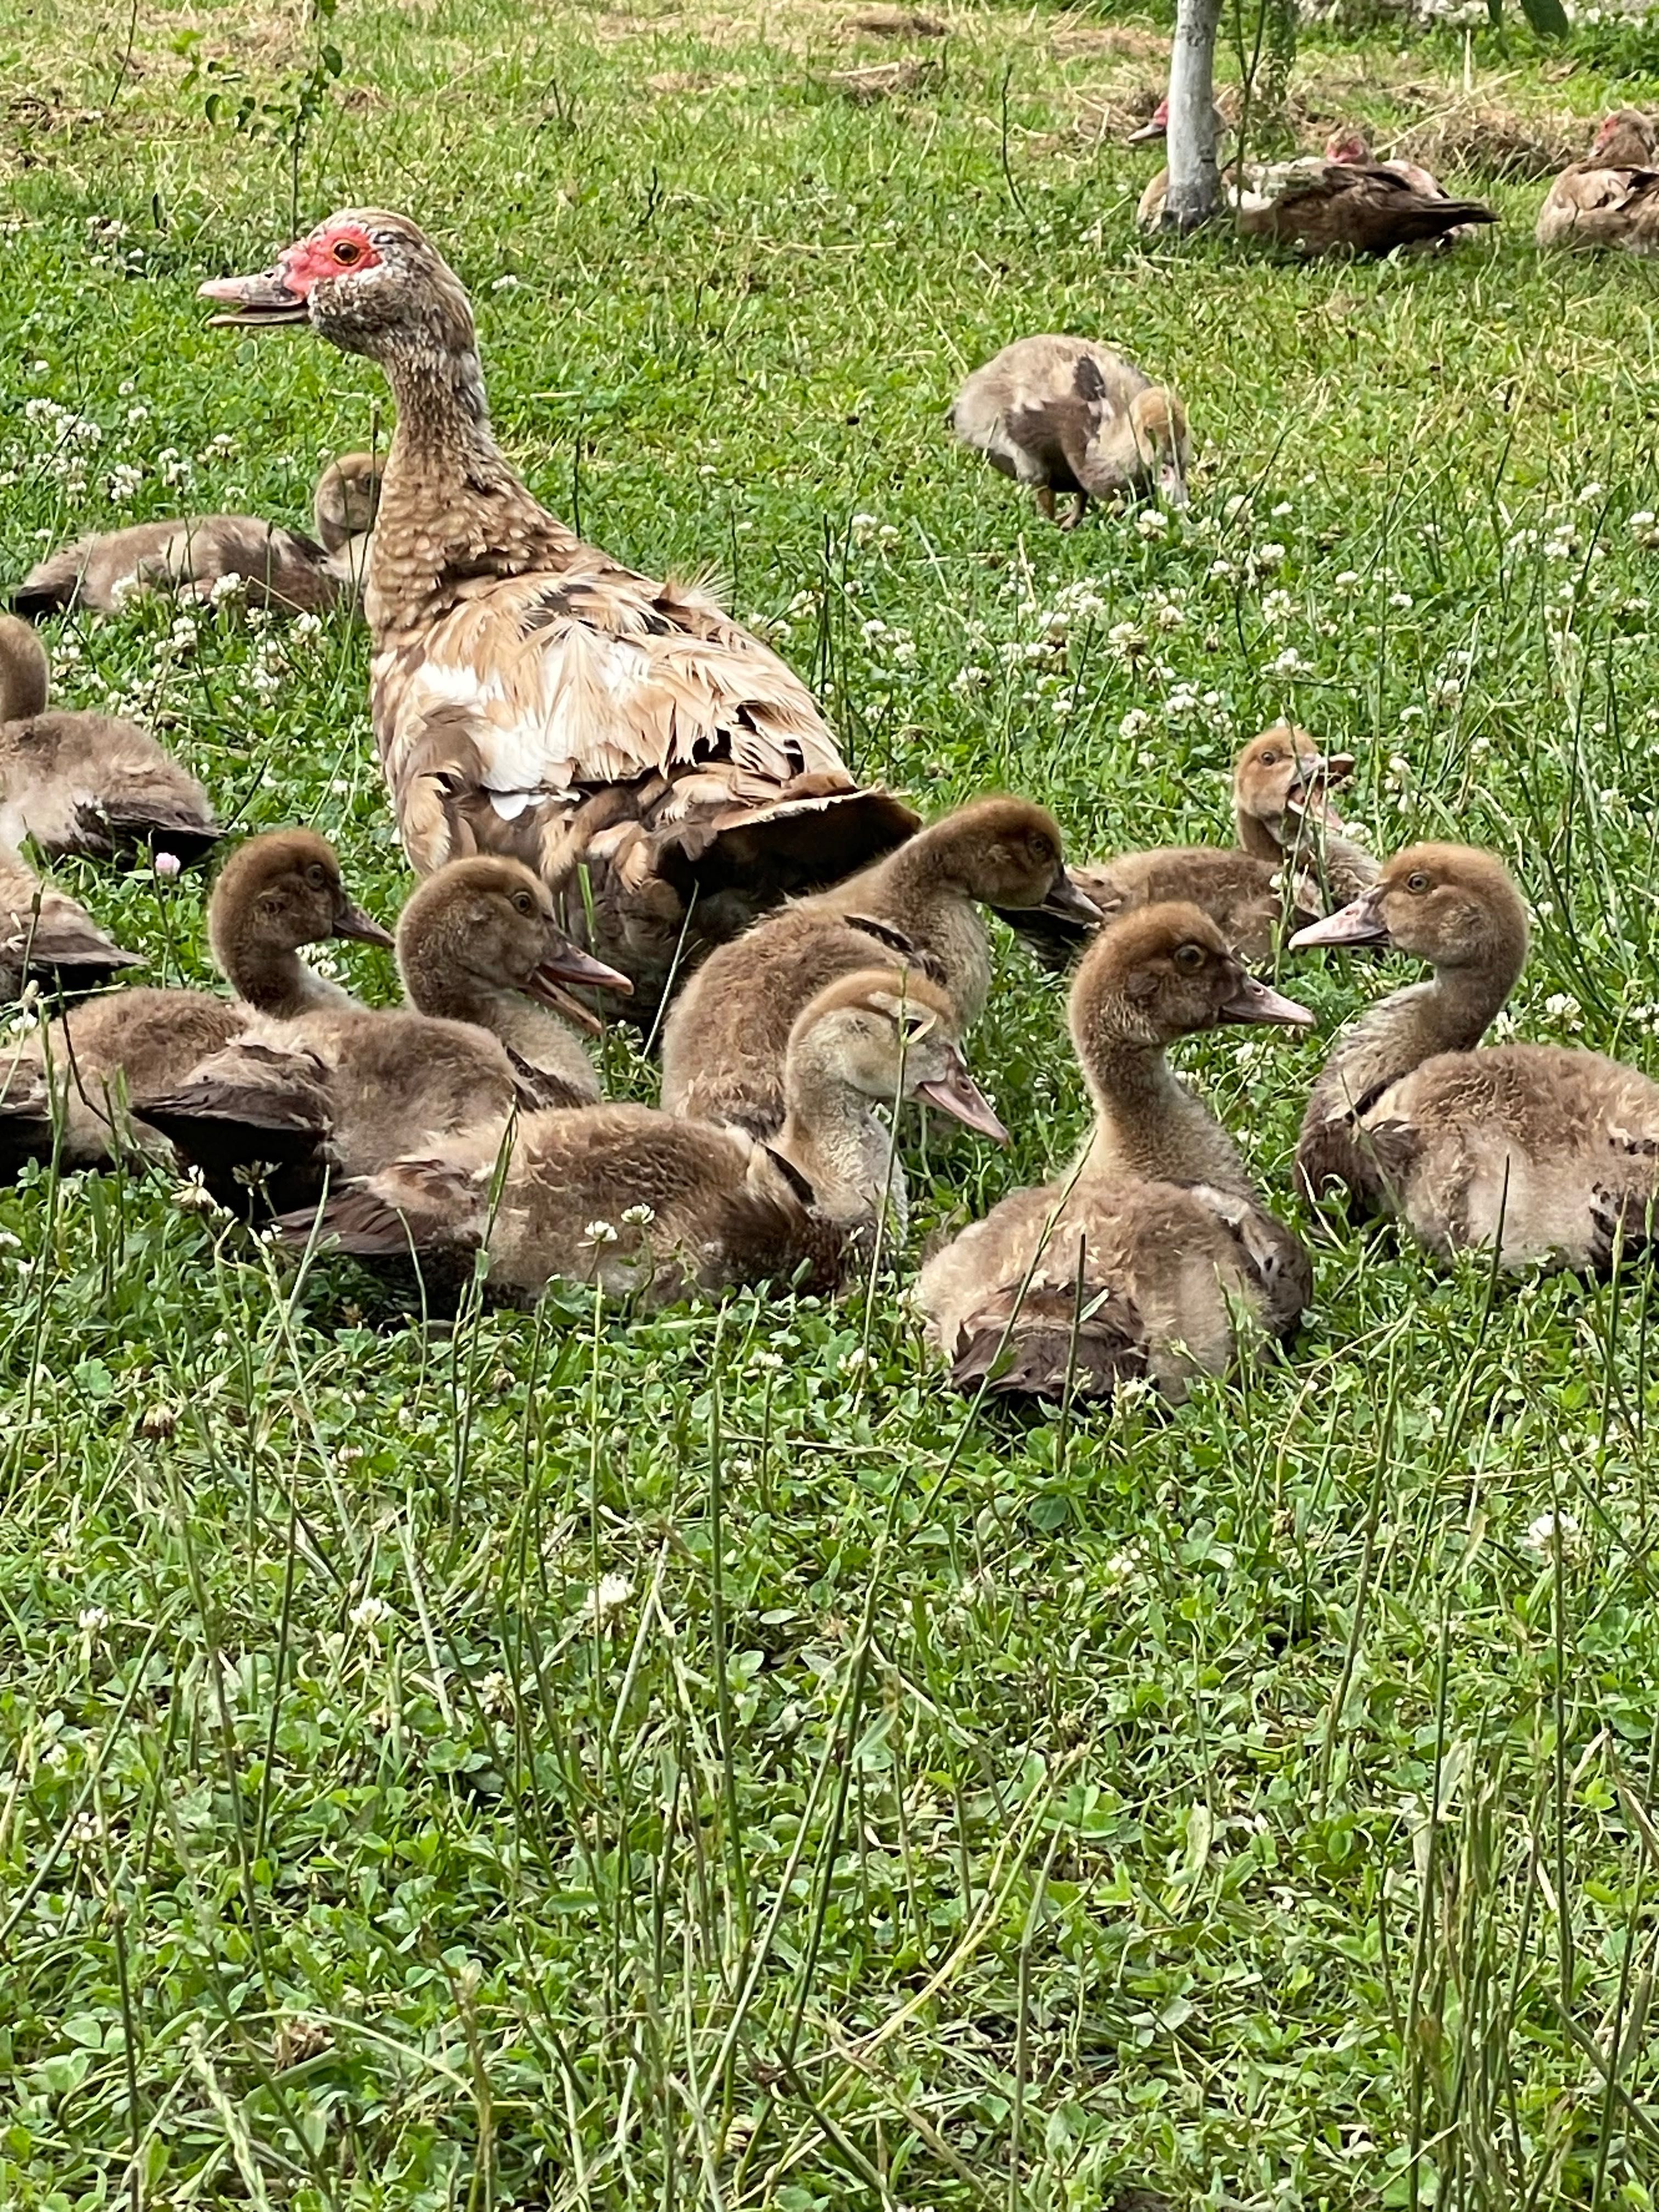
[1174,943,1205,972]
[307,863,328,888]
[513,891,535,916]
[1259,751,1278,766]
[331,238,364,267]
[1406,872,1430,894]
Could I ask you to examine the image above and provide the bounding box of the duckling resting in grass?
[0,828,391,1175]
[661,794,1098,1138]
[1293,843,1659,1272]
[916,902,1313,1401]
[0,841,140,1000]
[12,453,383,618]
[951,336,1189,527]
[142,856,631,1205]
[279,968,1005,1306]
[0,617,219,864]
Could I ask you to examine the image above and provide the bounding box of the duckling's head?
[1234,724,1353,829]
[0,613,50,724]
[1290,843,1529,976]
[313,452,384,549]
[789,969,1008,1139]
[396,855,631,1029]
[1127,387,1189,507]
[917,795,1102,923]
[208,828,394,962]
[1592,109,1658,166]
[1072,901,1315,1057]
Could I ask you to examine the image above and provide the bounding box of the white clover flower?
[1207,557,1236,582]
[1575,481,1605,506]
[950,665,988,695]
[1261,588,1295,626]
[1269,647,1306,678]
[1222,494,1250,524]
[583,1218,619,1245]
[1521,1509,1579,1559]
[1629,511,1659,547]
[849,512,880,545]
[1136,508,1169,540]
[1271,500,1293,519]
[1544,992,1582,1029]
[70,1811,102,1849]
[1387,591,1414,610]
[1106,621,1148,665]
[172,1172,222,1216]
[292,610,323,639]
[1254,542,1286,571]
[490,273,521,293]
[1166,686,1200,718]
[77,1605,108,1633]
[208,571,246,605]
[1153,601,1185,632]
[619,1202,656,1226]
[349,1594,391,1630]
[579,1572,633,1624]
[752,1350,784,1372]
[105,462,143,502]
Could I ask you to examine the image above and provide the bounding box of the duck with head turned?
[0,617,219,864]
[0,829,391,1175]
[1536,111,1659,253]
[1293,843,1659,1271]
[12,455,383,619]
[200,212,918,1022]
[917,902,1314,1401]
[661,794,1097,1137]
[279,967,1003,1306]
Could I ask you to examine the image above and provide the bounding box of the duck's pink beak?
[917,1054,1009,1144]
[1126,114,1167,144]
[1290,888,1389,951]
[525,942,633,1031]
[199,266,307,328]
[1218,974,1316,1028]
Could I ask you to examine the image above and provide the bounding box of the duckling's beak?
[199,268,307,328]
[1290,891,1389,951]
[1041,872,1104,926]
[526,943,634,1031]
[1284,753,1354,826]
[916,1055,1010,1144]
[1157,461,1189,510]
[1218,974,1317,1028]
[333,899,396,949]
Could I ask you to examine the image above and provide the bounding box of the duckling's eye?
[512,891,536,916]
[306,863,328,889]
[901,1015,929,1041]
[1173,943,1206,972]
[1406,872,1430,895]
[1259,750,1279,766]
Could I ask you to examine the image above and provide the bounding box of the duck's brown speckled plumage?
[1137,147,1495,254]
[1293,843,1659,1271]
[201,211,917,1018]
[1536,111,1659,254]
[917,904,1313,1401]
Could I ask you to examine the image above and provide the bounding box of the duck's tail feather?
[950,1281,1147,1400]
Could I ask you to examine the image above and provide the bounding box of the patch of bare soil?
[843,7,947,36]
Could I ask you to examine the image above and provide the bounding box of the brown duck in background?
[1131,102,1496,253]
[0,830,391,1174]
[1536,111,1659,253]
[1293,844,1659,1272]
[0,617,219,864]
[0,843,140,1000]
[144,855,631,1203]
[917,903,1314,1400]
[660,795,1097,1137]
[201,212,918,1023]
[1020,726,1369,972]
[279,968,1003,1306]
[13,454,383,618]
[951,336,1189,527]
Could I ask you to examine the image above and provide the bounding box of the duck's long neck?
[775,1051,904,1235]
[410,972,595,1088]
[1311,958,1510,1124]
[216,932,352,1019]
[365,339,578,637]
[1076,1036,1249,1191]
[1235,806,1282,864]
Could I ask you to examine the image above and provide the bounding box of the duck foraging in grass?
[200,211,918,1022]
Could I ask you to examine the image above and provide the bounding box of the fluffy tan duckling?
[952,336,1190,526]
[280,967,1004,1306]
[12,454,384,618]
[1023,726,1368,972]
[0,617,219,864]
[1293,844,1659,1272]
[143,855,632,1201]
[1536,111,1659,254]
[0,842,140,1000]
[661,794,1098,1137]
[0,829,392,1173]
[917,902,1314,1401]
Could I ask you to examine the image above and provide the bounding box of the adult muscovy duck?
[200,212,917,1018]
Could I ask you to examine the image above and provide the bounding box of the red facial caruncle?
[277,219,382,297]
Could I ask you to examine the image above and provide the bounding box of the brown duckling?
[0,617,219,864]
[951,336,1190,526]
[1024,726,1368,972]
[143,855,631,1200]
[661,794,1098,1136]
[0,829,391,1173]
[280,967,1004,1306]
[12,454,384,618]
[1536,111,1659,255]
[917,902,1314,1401]
[0,842,140,1000]
[1293,844,1659,1272]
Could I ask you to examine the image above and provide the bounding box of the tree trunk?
[1163,0,1223,230]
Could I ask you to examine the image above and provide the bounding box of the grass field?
[4,0,1659,2204]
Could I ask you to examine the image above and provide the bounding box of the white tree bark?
[1163,0,1223,229]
